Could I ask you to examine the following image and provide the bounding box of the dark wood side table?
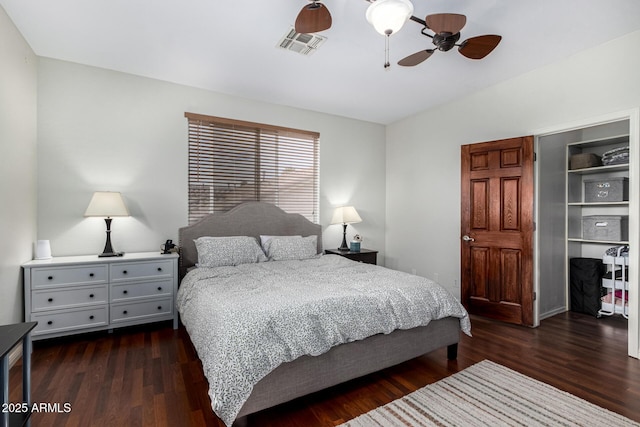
[1,321,37,427]
[324,248,378,265]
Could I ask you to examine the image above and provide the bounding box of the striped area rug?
[340,360,639,427]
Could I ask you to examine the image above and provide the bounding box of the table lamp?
[330,206,362,251]
[84,191,130,257]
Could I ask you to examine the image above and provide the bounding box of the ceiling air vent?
[277,27,327,56]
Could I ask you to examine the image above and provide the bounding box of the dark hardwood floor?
[9,312,640,426]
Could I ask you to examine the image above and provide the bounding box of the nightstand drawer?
[345,252,377,264]
[111,279,173,302]
[324,249,378,265]
[110,260,174,282]
[31,306,108,336]
[31,265,107,288]
[110,298,173,323]
[32,284,108,312]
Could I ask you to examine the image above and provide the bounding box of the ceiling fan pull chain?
[384,30,391,69]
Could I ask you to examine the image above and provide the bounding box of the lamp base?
[98,251,125,258]
[338,223,349,251]
[98,218,124,257]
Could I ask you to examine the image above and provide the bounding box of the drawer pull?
[122,270,128,274]
[48,276,53,280]
[123,310,128,315]
[89,294,95,298]
[89,273,94,277]
[48,298,53,302]
[157,267,162,272]
[123,290,128,294]
[157,286,162,291]
[89,315,94,320]
[47,321,53,325]
[157,306,162,310]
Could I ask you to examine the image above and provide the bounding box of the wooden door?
[461,136,534,326]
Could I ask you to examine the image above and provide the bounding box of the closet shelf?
[568,202,629,207]
[567,164,629,175]
[568,238,629,245]
[567,133,629,148]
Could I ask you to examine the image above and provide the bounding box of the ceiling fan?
[293,2,502,67]
[398,13,502,66]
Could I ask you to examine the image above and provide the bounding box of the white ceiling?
[3,0,640,124]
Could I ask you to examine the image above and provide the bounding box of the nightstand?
[324,248,378,265]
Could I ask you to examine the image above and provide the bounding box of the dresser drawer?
[110,298,173,324]
[31,306,108,336]
[32,284,108,312]
[110,279,172,302]
[31,265,107,288]
[110,260,174,282]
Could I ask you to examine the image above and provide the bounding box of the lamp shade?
[84,191,130,217]
[331,206,362,225]
[366,0,414,36]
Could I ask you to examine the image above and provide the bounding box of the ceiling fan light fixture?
[366,0,414,36]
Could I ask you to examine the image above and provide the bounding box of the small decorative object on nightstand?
[350,234,362,252]
[325,248,378,265]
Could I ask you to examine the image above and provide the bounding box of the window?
[186,112,320,224]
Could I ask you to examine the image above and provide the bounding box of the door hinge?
[534,152,537,161]
[533,292,537,301]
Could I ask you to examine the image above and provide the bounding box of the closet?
[536,117,635,324]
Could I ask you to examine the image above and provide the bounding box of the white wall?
[0,6,38,324]
[37,59,386,261]
[385,30,640,298]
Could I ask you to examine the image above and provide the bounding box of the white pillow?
[259,235,301,247]
[262,235,319,261]
[194,236,267,267]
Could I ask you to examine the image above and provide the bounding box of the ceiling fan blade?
[295,2,332,34]
[425,13,466,35]
[398,50,434,67]
[458,35,502,59]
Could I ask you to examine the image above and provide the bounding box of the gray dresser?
[22,252,179,340]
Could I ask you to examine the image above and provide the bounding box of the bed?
[176,202,471,426]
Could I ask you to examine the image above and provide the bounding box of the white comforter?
[176,255,471,426]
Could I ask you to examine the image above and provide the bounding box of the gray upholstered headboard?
[178,202,322,280]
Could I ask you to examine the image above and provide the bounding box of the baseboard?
[539,307,567,321]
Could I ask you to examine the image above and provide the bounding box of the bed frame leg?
[447,343,458,360]
[232,416,248,427]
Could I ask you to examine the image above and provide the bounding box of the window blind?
[186,112,320,225]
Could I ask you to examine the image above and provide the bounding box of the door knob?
[462,235,475,242]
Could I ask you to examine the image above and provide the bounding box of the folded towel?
[602,290,628,304]
[602,146,629,165]
[602,146,629,158]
